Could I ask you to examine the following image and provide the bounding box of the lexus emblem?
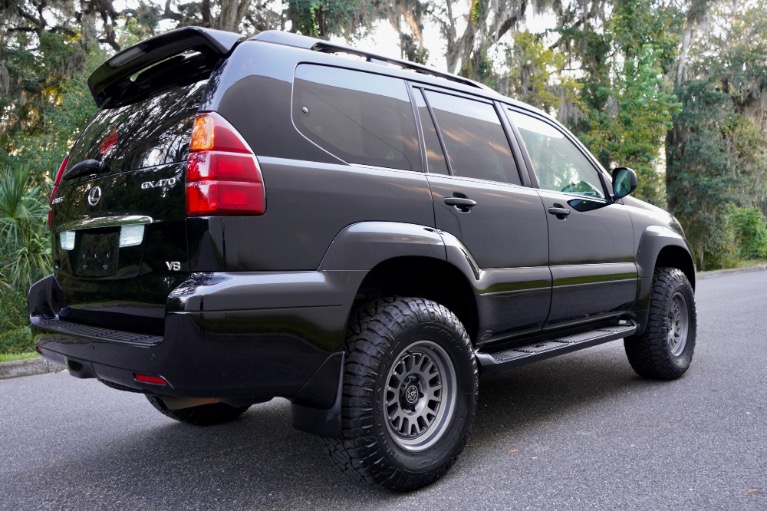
[87,186,102,207]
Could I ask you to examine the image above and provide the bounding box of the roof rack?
[250,30,494,93]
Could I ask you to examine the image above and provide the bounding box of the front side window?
[424,91,520,185]
[508,110,605,198]
[293,64,421,171]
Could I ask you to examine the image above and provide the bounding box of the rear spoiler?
[88,27,243,107]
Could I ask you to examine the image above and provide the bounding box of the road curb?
[697,264,767,280]
[0,356,64,380]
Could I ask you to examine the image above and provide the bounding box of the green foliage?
[668,1,767,269]
[0,166,51,291]
[572,0,682,207]
[505,31,582,114]
[729,206,767,259]
[0,287,36,355]
[286,0,375,38]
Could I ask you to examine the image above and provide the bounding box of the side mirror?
[612,167,637,199]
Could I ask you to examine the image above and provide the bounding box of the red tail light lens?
[186,112,265,216]
[48,155,69,229]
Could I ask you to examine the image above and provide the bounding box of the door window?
[293,64,421,171]
[424,91,520,185]
[508,110,605,198]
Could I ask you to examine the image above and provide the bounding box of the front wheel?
[625,267,697,380]
[324,297,478,492]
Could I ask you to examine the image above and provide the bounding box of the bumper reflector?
[134,374,167,385]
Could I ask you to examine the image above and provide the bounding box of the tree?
[666,0,767,268]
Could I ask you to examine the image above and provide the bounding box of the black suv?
[29,27,697,492]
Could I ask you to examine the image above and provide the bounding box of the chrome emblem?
[87,186,102,207]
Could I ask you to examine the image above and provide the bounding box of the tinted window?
[65,80,206,176]
[424,91,519,184]
[509,110,605,198]
[293,65,421,171]
[413,89,449,175]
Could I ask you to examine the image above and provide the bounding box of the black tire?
[146,395,250,426]
[625,267,697,380]
[324,297,478,492]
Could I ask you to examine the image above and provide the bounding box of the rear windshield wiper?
[63,159,111,180]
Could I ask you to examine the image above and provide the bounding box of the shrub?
[0,287,36,354]
[729,206,767,260]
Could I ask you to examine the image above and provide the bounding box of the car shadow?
[26,344,670,508]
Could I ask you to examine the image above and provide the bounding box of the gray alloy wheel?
[324,297,478,492]
[383,340,457,452]
[667,291,690,357]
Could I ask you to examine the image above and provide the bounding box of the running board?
[476,322,637,376]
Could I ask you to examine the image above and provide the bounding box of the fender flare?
[633,225,695,329]
[317,221,481,282]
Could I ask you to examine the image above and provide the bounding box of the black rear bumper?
[28,273,361,436]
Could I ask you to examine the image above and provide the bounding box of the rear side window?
[424,91,520,185]
[65,80,207,176]
[293,65,421,172]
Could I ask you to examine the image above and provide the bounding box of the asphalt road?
[1,271,765,511]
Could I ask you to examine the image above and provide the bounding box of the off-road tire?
[146,395,250,426]
[324,297,478,492]
[625,267,697,380]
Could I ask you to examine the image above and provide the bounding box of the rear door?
[415,87,551,342]
[51,79,207,334]
[506,108,638,329]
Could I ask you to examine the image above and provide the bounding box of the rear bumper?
[29,271,363,411]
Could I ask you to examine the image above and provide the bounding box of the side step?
[476,322,637,376]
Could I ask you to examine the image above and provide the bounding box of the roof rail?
[250,30,494,93]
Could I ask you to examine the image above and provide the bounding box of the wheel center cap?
[405,384,419,405]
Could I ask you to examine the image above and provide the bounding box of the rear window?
[292,64,421,172]
[64,80,207,177]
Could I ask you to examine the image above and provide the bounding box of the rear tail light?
[48,155,69,229]
[186,112,265,215]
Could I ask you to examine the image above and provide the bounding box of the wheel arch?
[354,256,480,343]
[633,226,696,334]
[318,221,481,344]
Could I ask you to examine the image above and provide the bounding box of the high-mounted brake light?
[48,155,69,229]
[186,112,265,216]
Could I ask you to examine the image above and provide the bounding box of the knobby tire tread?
[323,297,477,492]
[624,267,696,380]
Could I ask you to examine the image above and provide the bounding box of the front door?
[507,108,638,329]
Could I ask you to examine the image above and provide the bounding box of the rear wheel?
[625,267,697,380]
[146,395,250,426]
[324,297,478,492]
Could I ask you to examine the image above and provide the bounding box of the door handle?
[547,205,570,219]
[444,196,477,212]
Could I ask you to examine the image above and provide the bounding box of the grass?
[0,352,38,363]
[733,258,767,269]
